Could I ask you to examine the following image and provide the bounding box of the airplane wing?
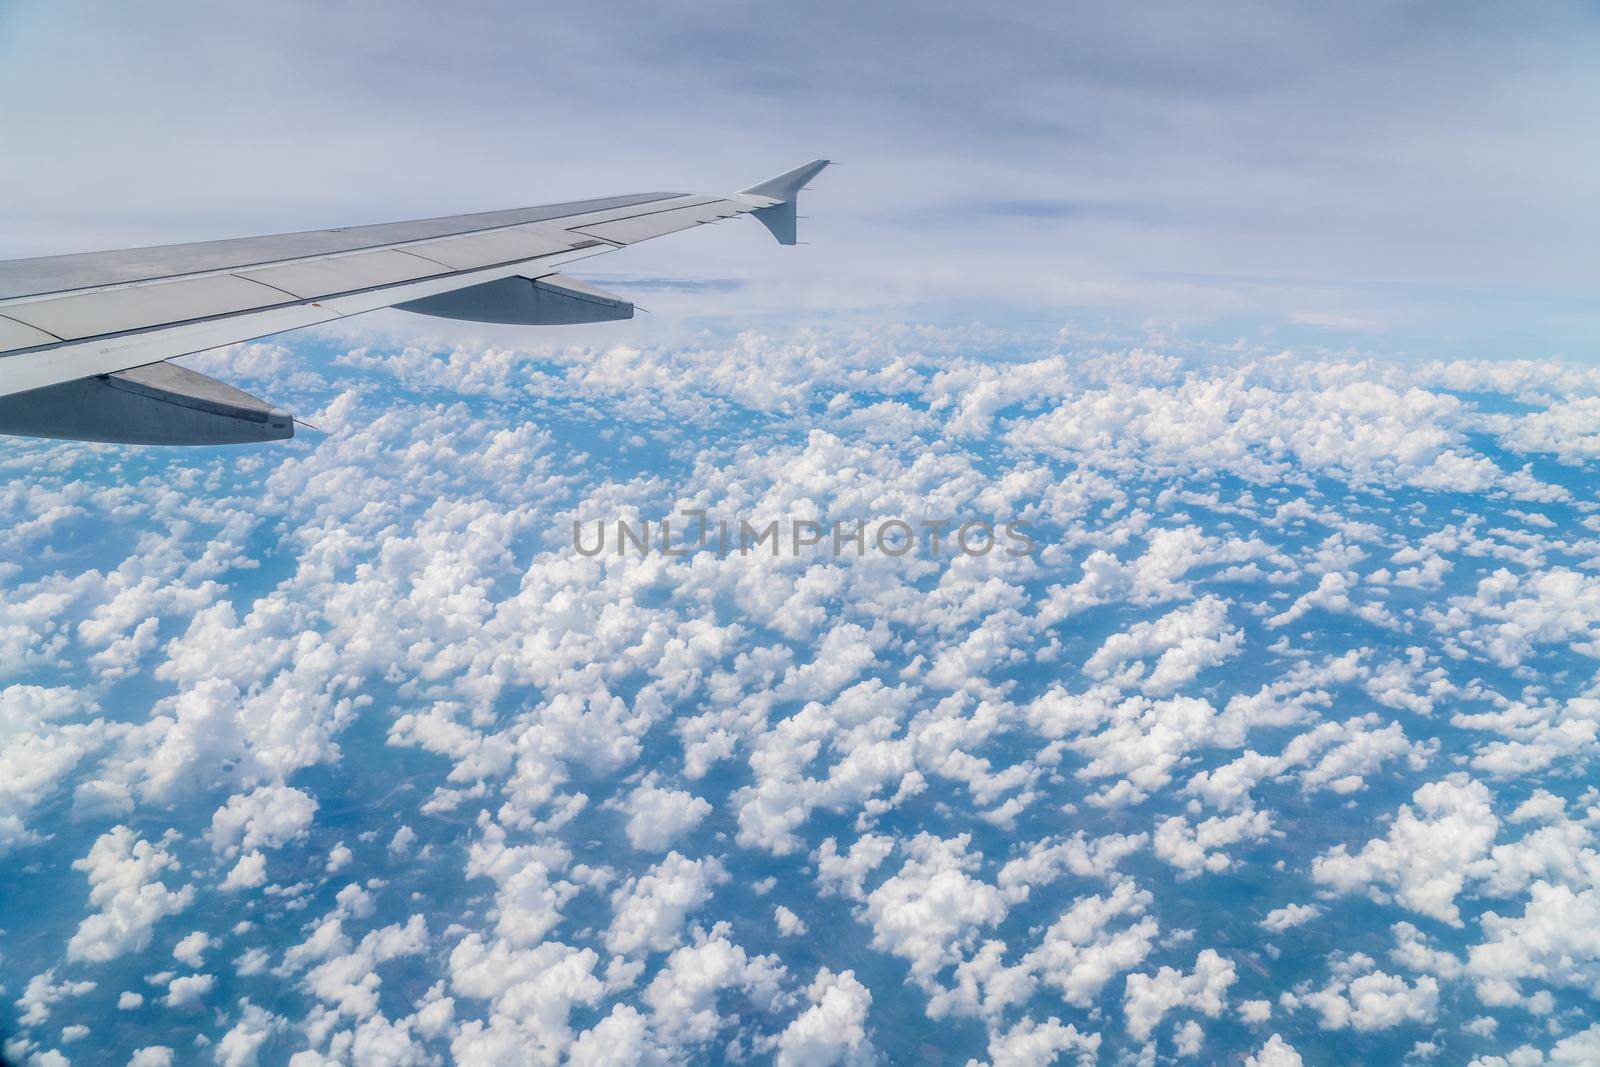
[0,160,829,445]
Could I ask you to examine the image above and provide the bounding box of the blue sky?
[2,1,1600,357]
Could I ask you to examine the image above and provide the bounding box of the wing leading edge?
[0,160,829,445]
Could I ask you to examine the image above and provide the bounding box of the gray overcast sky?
[2,1,1598,356]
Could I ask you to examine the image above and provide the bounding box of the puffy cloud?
[1428,567,1600,668]
[1497,397,1600,465]
[774,968,875,1067]
[1003,372,1547,499]
[733,677,924,856]
[1186,714,1431,811]
[463,822,578,948]
[212,1001,283,1067]
[997,831,1146,903]
[1467,881,1600,1009]
[1040,527,1274,622]
[619,777,712,852]
[388,825,417,856]
[1261,903,1320,933]
[1024,880,1158,1009]
[15,970,95,1027]
[1459,698,1600,780]
[208,785,318,857]
[130,600,362,801]
[978,1016,1100,1067]
[221,850,268,892]
[0,685,107,853]
[775,905,809,937]
[928,940,1038,1023]
[775,623,884,703]
[449,937,603,1062]
[172,931,212,967]
[1507,1024,1600,1065]
[1267,572,1362,630]
[1295,962,1438,1032]
[642,931,786,1050]
[568,1005,648,1067]
[1083,596,1243,695]
[606,852,727,957]
[1312,776,1498,925]
[67,827,195,963]
[1122,949,1236,1042]
[1173,1019,1204,1056]
[1154,807,1274,878]
[1245,1034,1305,1067]
[298,914,429,1019]
[1364,647,1455,716]
[815,834,896,901]
[1389,922,1463,980]
[1510,790,1567,824]
[863,834,1007,981]
[1065,693,1248,806]
[165,973,215,1008]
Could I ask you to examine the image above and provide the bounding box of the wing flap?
[0,303,342,398]
[236,248,452,300]
[0,315,60,349]
[405,224,582,271]
[4,274,292,342]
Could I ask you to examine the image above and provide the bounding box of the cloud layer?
[3,323,1600,1064]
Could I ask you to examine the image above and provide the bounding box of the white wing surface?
[0,160,829,444]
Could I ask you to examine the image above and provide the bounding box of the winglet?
[741,159,831,245]
[741,159,832,201]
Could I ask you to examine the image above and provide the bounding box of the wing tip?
[740,159,832,202]
[741,160,831,245]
